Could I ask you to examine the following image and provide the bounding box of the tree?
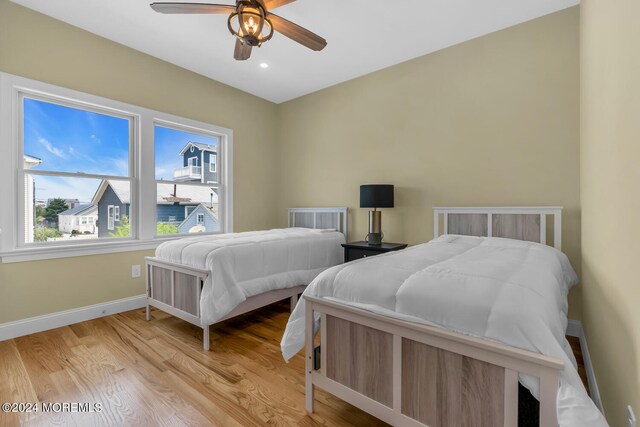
[157,222,178,235]
[109,214,130,237]
[35,205,46,218]
[44,198,69,223]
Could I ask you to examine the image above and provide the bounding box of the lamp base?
[367,210,382,245]
[367,233,382,245]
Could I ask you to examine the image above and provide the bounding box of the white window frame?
[197,213,205,225]
[0,72,234,263]
[210,153,217,173]
[114,206,120,222]
[168,215,176,222]
[185,206,196,217]
[188,156,198,167]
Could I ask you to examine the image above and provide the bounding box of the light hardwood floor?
[0,300,588,427]
[0,300,385,427]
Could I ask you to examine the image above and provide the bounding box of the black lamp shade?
[360,184,394,208]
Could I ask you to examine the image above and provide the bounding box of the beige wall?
[0,0,278,323]
[0,4,585,330]
[581,0,640,424]
[275,8,582,318]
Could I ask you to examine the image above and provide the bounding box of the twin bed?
[145,207,347,350]
[145,206,605,426]
[282,207,605,427]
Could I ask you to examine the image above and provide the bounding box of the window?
[210,154,217,173]
[168,216,176,222]
[19,96,132,244]
[154,125,223,236]
[0,72,232,262]
[107,206,115,230]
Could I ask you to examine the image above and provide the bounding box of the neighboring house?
[177,203,219,234]
[173,142,217,184]
[91,180,219,237]
[24,154,42,243]
[57,204,98,234]
[91,180,130,237]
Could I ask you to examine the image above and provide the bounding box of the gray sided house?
[173,142,217,184]
[178,203,219,234]
[91,180,219,237]
[91,181,131,237]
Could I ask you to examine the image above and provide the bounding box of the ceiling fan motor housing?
[227,0,273,47]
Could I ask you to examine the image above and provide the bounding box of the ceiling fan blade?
[234,39,252,60]
[261,0,297,11]
[150,3,236,14]
[268,13,326,51]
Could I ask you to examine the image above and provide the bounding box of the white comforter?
[155,228,344,324]
[281,235,607,426]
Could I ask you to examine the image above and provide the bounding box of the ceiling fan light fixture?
[227,1,273,47]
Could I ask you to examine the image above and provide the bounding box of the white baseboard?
[0,295,146,342]
[567,319,604,415]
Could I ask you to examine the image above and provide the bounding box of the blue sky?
[24,98,217,202]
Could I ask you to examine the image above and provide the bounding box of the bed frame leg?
[145,300,150,321]
[203,325,210,351]
[305,379,315,412]
[290,294,298,312]
[305,299,315,413]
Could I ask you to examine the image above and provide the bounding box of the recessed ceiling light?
[259,63,269,69]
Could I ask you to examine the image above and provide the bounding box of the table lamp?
[360,184,394,245]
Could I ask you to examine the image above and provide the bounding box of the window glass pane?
[156,183,220,235]
[23,97,129,176]
[25,175,131,243]
[155,125,219,183]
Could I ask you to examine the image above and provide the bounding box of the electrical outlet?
[629,405,637,427]
[131,265,141,278]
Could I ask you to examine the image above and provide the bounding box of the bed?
[281,207,607,427]
[145,207,347,351]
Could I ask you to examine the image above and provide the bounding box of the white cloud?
[90,134,101,144]
[35,175,102,203]
[38,138,66,159]
[110,157,129,176]
[68,146,97,163]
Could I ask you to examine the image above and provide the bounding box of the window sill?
[0,236,186,263]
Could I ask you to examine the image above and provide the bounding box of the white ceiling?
[10,0,579,103]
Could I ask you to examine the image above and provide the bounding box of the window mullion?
[138,115,156,241]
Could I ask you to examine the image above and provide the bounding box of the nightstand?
[341,241,408,262]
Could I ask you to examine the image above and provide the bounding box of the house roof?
[91,180,219,205]
[180,203,218,227]
[24,154,42,169]
[178,141,217,156]
[58,204,97,216]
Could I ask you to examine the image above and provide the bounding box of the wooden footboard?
[305,296,564,427]
[145,256,305,351]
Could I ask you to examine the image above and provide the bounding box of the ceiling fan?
[150,1,327,61]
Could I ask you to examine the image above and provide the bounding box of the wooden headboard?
[433,207,562,250]
[288,207,348,239]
